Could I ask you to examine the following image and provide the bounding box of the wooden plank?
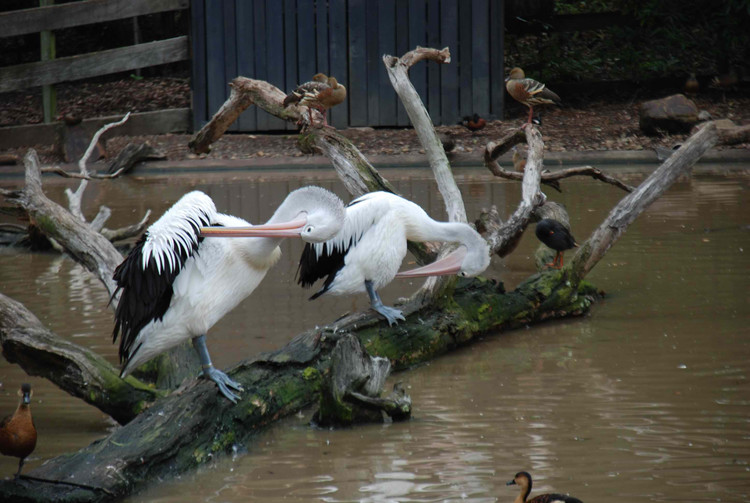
[426,0,441,124]
[328,0,348,128]
[40,0,56,124]
[253,0,269,130]
[377,0,397,126]
[223,0,238,132]
[297,0,317,84]
[440,0,459,126]
[266,0,286,129]
[205,2,227,128]
[0,37,188,93]
[315,0,329,77]
[236,0,257,131]
[0,0,189,38]
[347,0,368,126]
[489,0,504,119]
[283,0,299,131]
[395,0,410,126]
[0,109,191,151]
[458,0,473,119]
[190,0,208,130]
[365,0,380,125]
[408,0,427,108]
[471,0,490,115]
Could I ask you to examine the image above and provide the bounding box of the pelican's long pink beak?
[200,217,308,238]
[396,247,467,278]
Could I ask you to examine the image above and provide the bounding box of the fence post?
[40,0,57,123]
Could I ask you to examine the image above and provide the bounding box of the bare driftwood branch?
[477,127,546,257]
[3,151,123,296]
[486,161,635,193]
[100,209,152,243]
[484,135,635,193]
[189,79,296,155]
[65,113,131,221]
[106,142,165,175]
[383,47,465,223]
[0,293,163,425]
[570,122,719,284]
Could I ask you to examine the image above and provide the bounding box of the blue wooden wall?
[191,0,504,132]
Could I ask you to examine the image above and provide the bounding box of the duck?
[0,383,37,478]
[283,74,347,127]
[684,73,699,97]
[507,471,583,503]
[459,114,487,133]
[505,67,561,126]
[535,218,578,269]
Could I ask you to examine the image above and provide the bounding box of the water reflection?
[0,168,749,502]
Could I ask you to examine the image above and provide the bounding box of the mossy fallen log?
[0,272,598,502]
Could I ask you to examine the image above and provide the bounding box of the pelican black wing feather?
[296,240,350,300]
[111,192,215,369]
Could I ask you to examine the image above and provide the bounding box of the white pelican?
[111,186,345,402]
[201,191,490,325]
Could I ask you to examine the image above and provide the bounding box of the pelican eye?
[305,226,313,233]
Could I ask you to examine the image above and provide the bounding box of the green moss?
[34,214,58,235]
[211,431,236,453]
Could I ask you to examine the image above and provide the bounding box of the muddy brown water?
[1,165,749,502]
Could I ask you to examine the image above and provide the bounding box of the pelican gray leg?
[192,335,243,403]
[365,280,405,326]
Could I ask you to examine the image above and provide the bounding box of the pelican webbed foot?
[193,334,243,403]
[365,280,406,326]
[202,366,244,403]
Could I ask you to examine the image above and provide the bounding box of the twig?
[570,122,719,285]
[101,209,151,242]
[64,113,131,222]
[41,165,141,180]
[478,127,546,257]
[486,162,635,193]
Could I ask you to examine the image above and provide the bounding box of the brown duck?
[507,471,583,503]
[505,67,561,126]
[283,74,346,127]
[0,383,37,478]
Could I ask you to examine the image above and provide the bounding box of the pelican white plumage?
[201,191,490,325]
[112,186,345,402]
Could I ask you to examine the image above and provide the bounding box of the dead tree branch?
[569,122,718,284]
[3,151,123,296]
[383,47,465,223]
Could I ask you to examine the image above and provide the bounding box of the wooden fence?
[192,0,505,132]
[0,0,190,122]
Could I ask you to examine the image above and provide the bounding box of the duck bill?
[200,217,308,238]
[396,247,467,278]
[22,392,31,405]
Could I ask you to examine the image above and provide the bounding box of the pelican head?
[200,186,345,243]
[396,225,490,279]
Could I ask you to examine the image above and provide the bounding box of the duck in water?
[506,471,583,503]
[0,383,37,478]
